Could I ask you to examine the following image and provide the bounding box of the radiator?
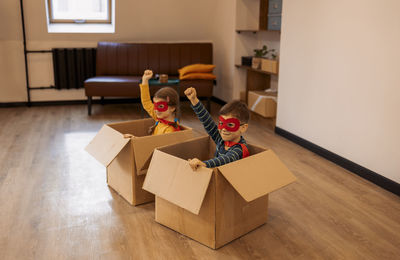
[52,48,96,89]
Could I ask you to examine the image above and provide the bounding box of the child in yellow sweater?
[140,70,181,134]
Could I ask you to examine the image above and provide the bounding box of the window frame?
[47,0,112,24]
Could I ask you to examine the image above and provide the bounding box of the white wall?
[277,0,400,183]
[209,0,236,102]
[0,0,236,102]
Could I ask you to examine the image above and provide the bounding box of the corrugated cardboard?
[261,58,279,74]
[143,136,296,249]
[85,118,193,205]
[248,90,277,118]
[143,149,213,214]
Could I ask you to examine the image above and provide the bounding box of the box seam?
[214,170,217,249]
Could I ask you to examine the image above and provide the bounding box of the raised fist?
[184,87,197,103]
[142,70,153,82]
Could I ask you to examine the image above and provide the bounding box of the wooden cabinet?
[236,0,281,33]
[268,0,283,14]
[260,0,283,31]
[267,0,282,31]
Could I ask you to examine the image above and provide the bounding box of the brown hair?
[148,87,180,134]
[219,100,250,124]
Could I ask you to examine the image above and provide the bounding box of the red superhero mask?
[218,116,241,132]
[153,101,169,112]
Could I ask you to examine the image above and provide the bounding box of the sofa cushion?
[180,73,216,80]
[178,64,215,77]
[85,76,141,97]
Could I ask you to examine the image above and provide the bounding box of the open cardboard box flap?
[132,130,193,175]
[142,149,213,215]
[85,125,130,167]
[218,149,297,202]
[107,118,154,137]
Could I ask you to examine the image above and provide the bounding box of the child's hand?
[188,158,206,171]
[184,87,199,106]
[142,70,153,85]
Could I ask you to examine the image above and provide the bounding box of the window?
[47,0,111,24]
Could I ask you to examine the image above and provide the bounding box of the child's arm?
[203,145,244,168]
[185,87,222,144]
[140,70,157,120]
[189,144,245,170]
[188,158,206,170]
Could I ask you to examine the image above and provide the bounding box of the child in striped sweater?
[184,87,250,170]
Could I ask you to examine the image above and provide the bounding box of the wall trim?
[275,126,400,197]
[0,102,27,107]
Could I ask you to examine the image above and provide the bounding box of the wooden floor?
[0,102,399,260]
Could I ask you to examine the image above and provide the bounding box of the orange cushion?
[178,64,215,77]
[180,73,216,80]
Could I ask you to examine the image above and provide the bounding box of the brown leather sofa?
[84,42,214,115]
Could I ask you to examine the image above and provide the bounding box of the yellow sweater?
[140,83,179,135]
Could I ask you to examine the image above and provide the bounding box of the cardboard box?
[85,118,193,205]
[248,90,277,118]
[143,136,296,249]
[261,58,279,74]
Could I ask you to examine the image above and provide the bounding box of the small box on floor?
[248,90,277,118]
[85,118,193,206]
[143,136,296,249]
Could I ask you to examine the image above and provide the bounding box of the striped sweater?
[192,101,248,168]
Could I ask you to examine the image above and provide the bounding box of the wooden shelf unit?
[235,0,282,127]
[235,64,277,76]
[236,67,271,103]
[235,30,258,34]
[235,29,281,34]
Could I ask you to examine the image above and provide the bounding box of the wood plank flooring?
[0,102,399,260]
